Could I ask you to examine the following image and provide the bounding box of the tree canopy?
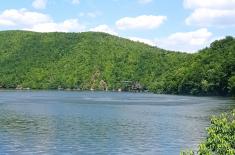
[0,31,234,96]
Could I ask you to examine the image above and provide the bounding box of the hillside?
[154,36,235,96]
[0,31,234,96]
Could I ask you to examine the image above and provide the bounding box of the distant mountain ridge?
[0,31,234,96]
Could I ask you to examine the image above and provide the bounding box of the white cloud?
[90,24,118,35]
[116,15,167,30]
[0,9,52,27]
[183,0,235,9]
[128,37,156,46]
[72,0,80,4]
[0,19,15,26]
[32,0,47,10]
[186,8,235,26]
[156,28,213,52]
[26,19,85,32]
[184,0,235,27]
[0,9,85,32]
[138,0,153,4]
[126,29,213,52]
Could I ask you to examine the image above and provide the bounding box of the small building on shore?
[121,81,144,92]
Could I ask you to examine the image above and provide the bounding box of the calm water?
[0,91,234,155]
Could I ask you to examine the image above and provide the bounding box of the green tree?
[228,76,235,96]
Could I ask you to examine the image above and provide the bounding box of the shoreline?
[0,88,233,98]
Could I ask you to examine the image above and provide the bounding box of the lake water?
[0,91,234,155]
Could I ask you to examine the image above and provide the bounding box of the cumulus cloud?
[138,0,153,4]
[186,8,235,27]
[116,15,167,30]
[0,19,15,26]
[32,0,47,10]
[126,29,213,52]
[26,19,85,32]
[183,0,235,9]
[184,0,235,27]
[0,9,85,32]
[0,9,51,27]
[156,28,213,52]
[90,24,118,35]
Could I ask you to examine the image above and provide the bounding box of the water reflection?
[0,91,234,154]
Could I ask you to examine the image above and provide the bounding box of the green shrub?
[182,109,235,155]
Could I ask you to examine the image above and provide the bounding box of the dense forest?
[0,30,234,96]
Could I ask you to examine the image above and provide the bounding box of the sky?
[0,0,235,53]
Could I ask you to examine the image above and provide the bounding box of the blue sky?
[0,0,234,52]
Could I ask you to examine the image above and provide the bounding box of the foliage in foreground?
[181,110,235,155]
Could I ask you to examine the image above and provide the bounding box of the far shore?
[0,88,233,98]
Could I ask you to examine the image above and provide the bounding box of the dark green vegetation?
[181,110,235,155]
[0,31,234,96]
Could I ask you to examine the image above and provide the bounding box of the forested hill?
[0,31,234,96]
